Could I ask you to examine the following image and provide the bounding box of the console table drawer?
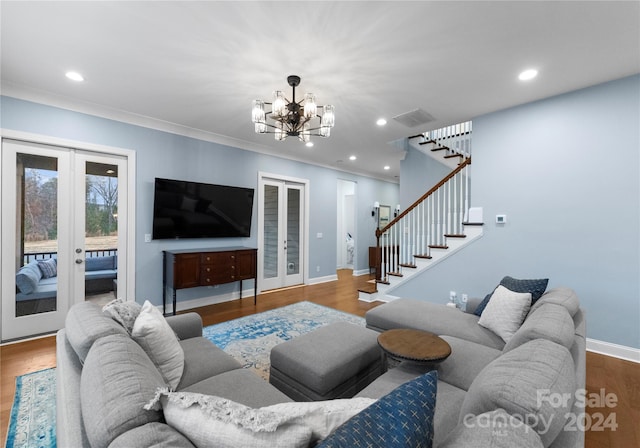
[201,265,235,284]
[201,252,235,265]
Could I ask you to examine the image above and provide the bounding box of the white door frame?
[0,129,136,342]
[257,171,309,293]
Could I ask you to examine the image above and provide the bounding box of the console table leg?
[172,290,177,316]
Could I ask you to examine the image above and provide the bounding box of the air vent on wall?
[392,108,436,128]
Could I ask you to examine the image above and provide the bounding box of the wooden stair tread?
[399,263,417,268]
[430,146,450,151]
[358,284,378,294]
[444,153,464,159]
[419,139,437,146]
[388,272,403,277]
[376,279,391,285]
[428,244,449,249]
[408,134,424,139]
[444,234,466,238]
[462,222,484,226]
[414,254,433,259]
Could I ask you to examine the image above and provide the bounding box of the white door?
[259,177,305,291]
[1,140,129,341]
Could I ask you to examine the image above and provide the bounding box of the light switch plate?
[496,214,507,224]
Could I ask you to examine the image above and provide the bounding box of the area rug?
[204,301,365,380]
[5,368,56,448]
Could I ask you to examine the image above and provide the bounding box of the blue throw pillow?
[318,371,438,448]
[38,258,57,278]
[16,261,43,294]
[474,276,549,316]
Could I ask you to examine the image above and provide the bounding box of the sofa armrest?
[166,312,203,340]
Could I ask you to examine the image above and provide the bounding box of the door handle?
[75,259,83,264]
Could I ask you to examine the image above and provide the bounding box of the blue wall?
[394,75,640,349]
[1,96,399,307]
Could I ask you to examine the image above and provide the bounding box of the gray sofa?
[56,301,293,448]
[361,287,586,448]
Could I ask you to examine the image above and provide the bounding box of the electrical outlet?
[461,293,468,302]
[449,291,457,301]
[316,265,320,272]
[144,233,151,243]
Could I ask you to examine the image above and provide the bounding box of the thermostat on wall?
[496,214,507,224]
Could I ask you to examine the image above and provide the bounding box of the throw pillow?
[132,300,184,390]
[144,389,374,448]
[477,285,531,343]
[317,370,438,448]
[103,298,142,335]
[37,258,57,278]
[474,276,548,316]
[15,261,43,294]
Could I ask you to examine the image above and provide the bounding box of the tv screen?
[152,178,254,239]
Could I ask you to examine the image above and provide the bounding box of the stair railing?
[375,157,471,283]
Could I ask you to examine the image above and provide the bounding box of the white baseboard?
[308,274,338,285]
[587,338,640,363]
[353,269,372,277]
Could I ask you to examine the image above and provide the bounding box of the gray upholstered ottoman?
[269,321,383,401]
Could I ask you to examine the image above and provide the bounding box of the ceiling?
[1,1,638,182]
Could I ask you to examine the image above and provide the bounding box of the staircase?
[359,121,483,302]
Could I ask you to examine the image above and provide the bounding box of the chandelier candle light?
[252,75,335,144]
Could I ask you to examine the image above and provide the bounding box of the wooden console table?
[163,247,257,315]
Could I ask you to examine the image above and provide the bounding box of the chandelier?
[252,75,335,144]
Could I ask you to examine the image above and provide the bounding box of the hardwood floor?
[1,269,638,447]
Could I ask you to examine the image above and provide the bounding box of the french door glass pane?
[84,162,119,300]
[16,154,58,317]
[286,188,300,276]
[263,184,279,280]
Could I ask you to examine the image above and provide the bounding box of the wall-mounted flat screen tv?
[152,177,254,239]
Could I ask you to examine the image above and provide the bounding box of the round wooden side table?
[377,328,452,370]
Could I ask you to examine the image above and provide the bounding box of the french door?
[1,139,129,341]
[258,175,306,291]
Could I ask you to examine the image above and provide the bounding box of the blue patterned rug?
[5,301,363,447]
[203,301,365,379]
[6,368,56,448]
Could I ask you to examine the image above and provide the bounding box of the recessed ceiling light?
[305,141,314,148]
[65,71,84,82]
[376,118,387,126]
[383,165,390,170]
[349,155,357,161]
[518,69,538,81]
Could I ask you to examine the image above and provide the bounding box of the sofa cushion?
[440,409,544,448]
[81,334,166,448]
[477,285,531,343]
[318,371,437,448]
[108,422,196,448]
[102,298,142,335]
[85,255,115,271]
[132,300,184,390]
[15,260,42,294]
[184,368,293,408]
[460,339,576,447]
[474,276,548,316]
[503,303,575,353]
[528,287,580,317]
[366,299,505,350]
[436,336,502,391]
[37,258,57,278]
[433,380,468,447]
[177,337,243,389]
[65,301,128,363]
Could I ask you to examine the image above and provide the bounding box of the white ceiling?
[2,1,639,181]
